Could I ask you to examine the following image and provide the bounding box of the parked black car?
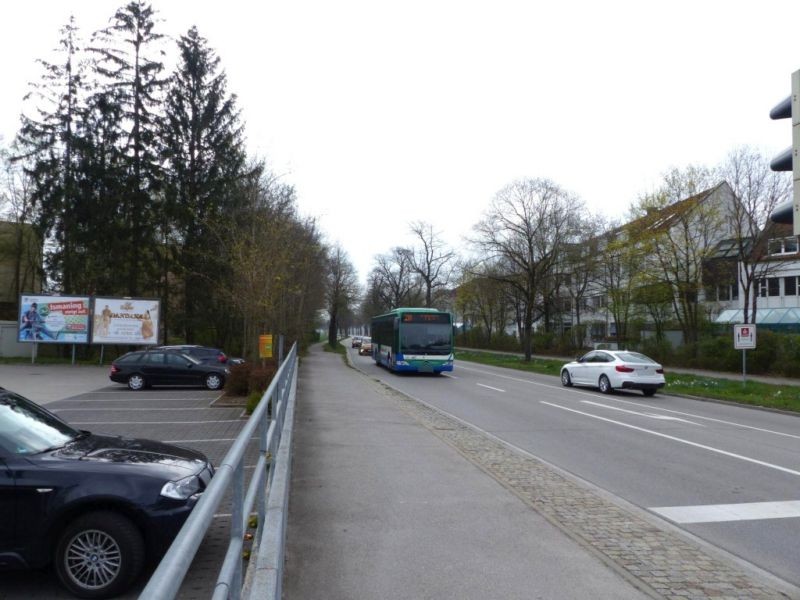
[153,345,229,364]
[110,348,230,391]
[0,388,213,598]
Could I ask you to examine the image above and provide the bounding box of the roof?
[611,182,729,240]
[715,308,800,326]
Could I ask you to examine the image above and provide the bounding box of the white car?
[560,350,665,396]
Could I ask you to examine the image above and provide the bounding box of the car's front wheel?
[127,374,145,391]
[561,370,572,387]
[598,374,612,394]
[205,373,224,390]
[55,511,145,599]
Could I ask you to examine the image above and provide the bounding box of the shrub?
[225,363,251,396]
[246,391,263,415]
[248,364,277,395]
[638,336,674,365]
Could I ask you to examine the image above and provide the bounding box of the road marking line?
[649,500,800,523]
[441,373,458,379]
[580,400,704,426]
[163,437,257,443]
[59,397,215,402]
[70,419,245,425]
[53,407,237,412]
[541,401,800,478]
[476,383,505,393]
[600,396,800,441]
[461,363,800,441]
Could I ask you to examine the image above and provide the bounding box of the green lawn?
[455,350,800,414]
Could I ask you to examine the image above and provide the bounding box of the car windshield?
[615,352,658,364]
[0,392,80,455]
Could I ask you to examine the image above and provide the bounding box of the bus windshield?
[400,323,452,355]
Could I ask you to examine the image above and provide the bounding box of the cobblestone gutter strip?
[378,384,794,600]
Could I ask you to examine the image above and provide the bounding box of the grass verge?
[456,350,800,414]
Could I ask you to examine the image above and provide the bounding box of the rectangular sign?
[259,334,273,358]
[401,313,450,324]
[18,295,91,344]
[734,324,756,350]
[92,297,160,345]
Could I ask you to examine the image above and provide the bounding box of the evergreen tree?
[89,1,167,296]
[17,17,84,293]
[162,26,247,342]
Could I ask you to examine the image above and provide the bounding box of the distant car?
[560,350,665,396]
[351,336,362,348]
[0,387,213,598]
[110,349,230,391]
[154,344,234,365]
[359,337,373,356]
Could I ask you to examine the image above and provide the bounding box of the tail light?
[218,353,227,363]
[615,365,634,373]
[656,368,664,374]
[110,364,120,374]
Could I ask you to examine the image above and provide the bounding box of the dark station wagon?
[110,348,230,391]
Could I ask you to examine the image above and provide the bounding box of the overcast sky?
[3,1,800,283]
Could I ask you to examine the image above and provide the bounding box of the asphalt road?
[0,380,254,599]
[347,347,800,590]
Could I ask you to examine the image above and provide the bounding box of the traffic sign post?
[733,324,756,383]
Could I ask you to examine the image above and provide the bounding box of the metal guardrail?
[139,342,298,600]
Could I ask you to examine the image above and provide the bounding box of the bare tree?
[404,221,457,308]
[470,178,584,361]
[455,260,512,346]
[0,145,42,304]
[632,170,729,346]
[718,146,792,323]
[370,247,421,309]
[325,245,360,346]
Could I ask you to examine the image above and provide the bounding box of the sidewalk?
[282,346,651,600]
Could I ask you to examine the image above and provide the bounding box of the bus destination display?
[401,313,450,324]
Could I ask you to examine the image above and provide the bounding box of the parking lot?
[1,368,258,599]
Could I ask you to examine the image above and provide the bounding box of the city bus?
[371,307,454,373]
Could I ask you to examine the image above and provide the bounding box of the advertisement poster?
[18,295,91,344]
[92,297,160,345]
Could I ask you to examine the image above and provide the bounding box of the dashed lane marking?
[476,383,505,393]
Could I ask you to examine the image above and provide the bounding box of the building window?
[760,278,780,297]
[718,284,730,301]
[786,276,798,296]
[769,236,799,255]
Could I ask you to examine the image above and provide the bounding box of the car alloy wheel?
[55,511,144,599]
[598,374,612,394]
[205,373,223,390]
[561,370,572,387]
[127,374,145,391]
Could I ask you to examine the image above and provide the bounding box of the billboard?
[18,295,91,344]
[92,297,160,345]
